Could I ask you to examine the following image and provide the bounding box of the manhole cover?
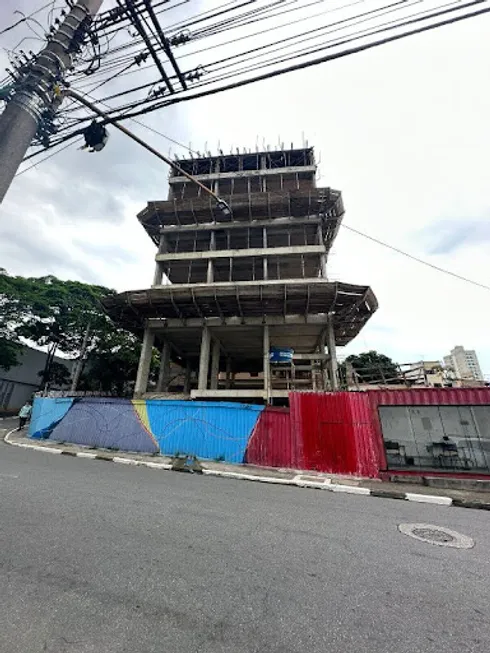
[398,523,474,549]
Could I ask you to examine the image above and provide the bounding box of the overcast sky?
[1,0,490,376]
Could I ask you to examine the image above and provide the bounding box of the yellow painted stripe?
[132,399,151,432]
[132,400,159,450]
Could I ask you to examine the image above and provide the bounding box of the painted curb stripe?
[112,457,139,465]
[1,431,483,510]
[405,493,453,506]
[331,485,371,495]
[142,461,172,470]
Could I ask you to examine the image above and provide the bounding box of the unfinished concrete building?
[103,147,378,403]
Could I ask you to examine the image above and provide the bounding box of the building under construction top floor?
[103,146,378,403]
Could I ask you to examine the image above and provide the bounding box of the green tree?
[344,350,400,384]
[0,273,150,394]
[0,338,22,371]
[38,361,72,387]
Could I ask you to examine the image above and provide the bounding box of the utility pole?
[0,0,104,204]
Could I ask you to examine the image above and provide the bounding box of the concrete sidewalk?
[4,428,490,510]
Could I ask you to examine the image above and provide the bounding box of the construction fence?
[29,389,490,477]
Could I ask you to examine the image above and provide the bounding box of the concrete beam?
[292,353,330,360]
[169,165,316,184]
[152,277,340,291]
[147,314,330,329]
[191,389,290,399]
[156,245,324,263]
[158,215,322,235]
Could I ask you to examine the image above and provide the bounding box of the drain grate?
[398,523,475,549]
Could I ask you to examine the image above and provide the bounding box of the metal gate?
[379,405,490,472]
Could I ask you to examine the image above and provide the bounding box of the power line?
[15,138,82,177]
[342,224,490,291]
[0,1,55,36]
[107,2,490,123]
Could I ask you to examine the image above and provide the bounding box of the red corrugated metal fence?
[289,392,381,477]
[245,407,300,468]
[246,389,490,478]
[246,393,383,477]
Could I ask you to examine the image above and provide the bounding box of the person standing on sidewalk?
[17,400,32,431]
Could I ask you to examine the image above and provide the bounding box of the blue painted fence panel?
[146,400,263,463]
[50,398,159,453]
[29,397,73,439]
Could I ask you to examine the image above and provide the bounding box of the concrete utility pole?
[0,0,104,204]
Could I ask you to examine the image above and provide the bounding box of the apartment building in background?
[444,346,484,382]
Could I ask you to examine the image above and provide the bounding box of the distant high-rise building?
[444,346,484,381]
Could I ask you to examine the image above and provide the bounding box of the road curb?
[4,430,490,510]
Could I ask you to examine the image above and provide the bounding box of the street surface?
[1,419,489,653]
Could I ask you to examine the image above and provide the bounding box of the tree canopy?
[0,273,153,394]
[344,350,400,384]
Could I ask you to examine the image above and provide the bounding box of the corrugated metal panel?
[348,393,385,477]
[245,407,297,468]
[29,397,73,439]
[367,388,490,406]
[289,392,381,477]
[146,400,263,463]
[50,398,159,453]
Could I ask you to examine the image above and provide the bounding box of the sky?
[1,0,490,376]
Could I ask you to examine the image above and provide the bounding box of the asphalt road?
[1,420,489,653]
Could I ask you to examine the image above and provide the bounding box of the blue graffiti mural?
[29,397,264,463]
[146,400,263,463]
[29,397,73,439]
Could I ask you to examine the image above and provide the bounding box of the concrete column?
[198,326,211,391]
[262,227,268,280]
[207,231,215,283]
[153,233,167,286]
[225,358,232,389]
[263,325,271,402]
[134,328,154,395]
[214,159,220,196]
[184,360,192,394]
[210,338,220,390]
[317,224,327,279]
[319,329,329,390]
[312,361,318,392]
[326,314,338,390]
[156,340,171,392]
